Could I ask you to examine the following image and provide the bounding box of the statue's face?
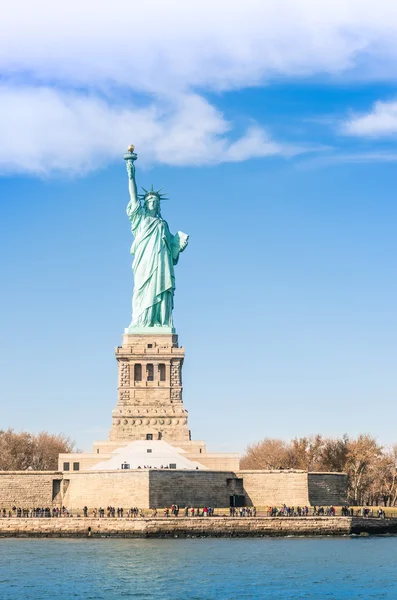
[145,194,159,215]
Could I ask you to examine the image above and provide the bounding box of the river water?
[1,537,396,599]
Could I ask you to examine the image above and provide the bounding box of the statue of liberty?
[124,146,189,333]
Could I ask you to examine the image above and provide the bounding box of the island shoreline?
[1,516,396,538]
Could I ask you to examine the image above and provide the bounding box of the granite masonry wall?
[0,470,347,509]
[308,473,348,506]
[0,517,395,538]
[0,472,62,507]
[237,471,310,506]
[63,471,150,509]
[148,470,237,507]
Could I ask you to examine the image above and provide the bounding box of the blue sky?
[1,1,397,453]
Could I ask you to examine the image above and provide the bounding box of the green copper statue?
[124,146,189,333]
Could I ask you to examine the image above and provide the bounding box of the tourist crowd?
[0,505,390,519]
[266,505,340,517]
[229,507,257,517]
[3,506,71,518]
[92,507,145,518]
[151,505,217,517]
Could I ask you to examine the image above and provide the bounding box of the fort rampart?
[0,470,347,509]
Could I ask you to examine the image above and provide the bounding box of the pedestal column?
[109,332,190,443]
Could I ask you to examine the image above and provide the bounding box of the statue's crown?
[138,185,169,202]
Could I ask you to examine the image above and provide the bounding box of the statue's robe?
[127,200,188,328]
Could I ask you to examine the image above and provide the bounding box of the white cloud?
[2,0,397,173]
[0,85,300,174]
[2,0,397,91]
[299,151,397,169]
[343,100,397,137]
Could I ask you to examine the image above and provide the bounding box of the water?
[1,537,396,599]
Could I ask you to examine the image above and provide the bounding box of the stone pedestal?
[109,333,190,443]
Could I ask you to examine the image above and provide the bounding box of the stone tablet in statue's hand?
[180,234,189,251]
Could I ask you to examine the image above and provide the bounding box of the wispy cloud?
[300,151,397,169]
[3,1,397,92]
[3,1,397,174]
[0,85,307,175]
[342,100,397,137]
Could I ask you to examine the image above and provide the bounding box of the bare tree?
[370,446,397,507]
[31,432,77,470]
[240,438,292,469]
[0,429,33,470]
[385,445,397,507]
[241,432,397,506]
[288,435,324,471]
[0,429,78,471]
[320,435,349,472]
[344,434,382,505]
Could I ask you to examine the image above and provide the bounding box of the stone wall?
[308,473,348,506]
[186,453,240,471]
[0,472,62,507]
[63,471,150,509]
[0,469,347,509]
[238,471,310,506]
[59,449,240,473]
[0,516,395,537]
[58,452,113,472]
[148,471,237,508]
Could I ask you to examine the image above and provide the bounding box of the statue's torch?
[124,144,137,162]
[124,144,137,180]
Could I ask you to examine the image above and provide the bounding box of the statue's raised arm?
[123,145,189,334]
[124,145,139,215]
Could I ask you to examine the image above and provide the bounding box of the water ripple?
[0,537,397,599]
